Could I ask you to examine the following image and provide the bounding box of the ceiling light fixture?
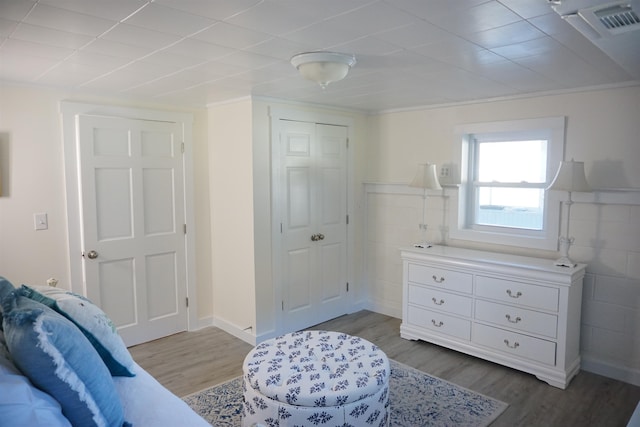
[290,51,356,89]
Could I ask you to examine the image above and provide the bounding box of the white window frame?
[450,117,565,250]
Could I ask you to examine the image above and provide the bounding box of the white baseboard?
[365,299,401,319]
[212,316,256,346]
[190,315,213,331]
[348,300,367,315]
[581,355,640,387]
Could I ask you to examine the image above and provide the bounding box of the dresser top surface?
[401,245,587,276]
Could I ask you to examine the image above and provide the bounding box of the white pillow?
[20,285,135,377]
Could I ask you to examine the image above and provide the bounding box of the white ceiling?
[1,0,638,112]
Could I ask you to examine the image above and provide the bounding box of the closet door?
[277,120,348,332]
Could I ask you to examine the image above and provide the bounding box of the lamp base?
[554,256,577,268]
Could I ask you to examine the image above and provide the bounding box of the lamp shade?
[547,160,591,192]
[409,163,442,190]
[291,52,356,88]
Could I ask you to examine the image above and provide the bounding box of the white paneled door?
[77,115,187,346]
[278,120,349,332]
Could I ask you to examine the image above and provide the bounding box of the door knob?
[311,234,319,241]
[85,250,98,259]
[317,234,325,240]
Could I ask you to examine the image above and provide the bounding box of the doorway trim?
[269,106,356,337]
[59,101,198,332]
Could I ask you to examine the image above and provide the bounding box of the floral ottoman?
[242,330,390,427]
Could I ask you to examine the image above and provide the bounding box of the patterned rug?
[183,359,507,426]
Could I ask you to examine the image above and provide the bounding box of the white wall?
[208,99,257,339]
[0,86,69,287]
[0,83,213,323]
[363,85,640,386]
[207,97,369,343]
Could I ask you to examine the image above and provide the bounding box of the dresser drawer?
[475,300,558,338]
[408,284,472,317]
[475,276,559,311]
[473,323,556,366]
[407,305,471,340]
[407,263,472,294]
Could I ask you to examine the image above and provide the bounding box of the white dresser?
[400,245,586,389]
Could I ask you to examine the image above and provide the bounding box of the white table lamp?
[547,159,591,267]
[409,163,442,248]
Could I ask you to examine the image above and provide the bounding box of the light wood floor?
[129,310,640,426]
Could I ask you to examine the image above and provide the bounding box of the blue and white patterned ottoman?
[242,330,390,427]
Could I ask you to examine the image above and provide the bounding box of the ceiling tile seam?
[425,20,574,87]
[398,44,519,88]
[523,11,622,75]
[119,58,232,95]
[497,0,552,21]
[0,0,38,50]
[271,0,382,43]
[118,49,282,96]
[75,18,234,90]
[33,34,119,83]
[213,0,269,21]
[541,33,631,78]
[324,33,403,54]
[29,0,234,88]
[31,1,155,83]
[117,36,297,97]
[116,1,154,24]
[117,34,291,95]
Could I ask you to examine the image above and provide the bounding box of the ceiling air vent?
[552,1,640,37]
[594,3,640,32]
[551,0,640,78]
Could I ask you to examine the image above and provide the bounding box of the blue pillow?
[1,292,128,427]
[1,330,72,427]
[20,285,135,377]
[0,276,16,328]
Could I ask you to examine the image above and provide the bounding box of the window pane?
[477,140,547,183]
[452,116,564,250]
[476,187,544,230]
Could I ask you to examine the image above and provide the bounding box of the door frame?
[269,107,355,336]
[60,101,198,332]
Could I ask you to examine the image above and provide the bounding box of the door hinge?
[282,300,284,311]
[346,214,349,225]
[346,282,349,292]
[346,138,349,148]
[183,223,187,234]
[186,297,189,307]
[280,223,283,233]
[181,142,185,153]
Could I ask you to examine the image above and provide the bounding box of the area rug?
[183,359,507,426]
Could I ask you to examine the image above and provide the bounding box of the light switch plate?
[34,213,48,230]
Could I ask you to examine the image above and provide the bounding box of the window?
[450,117,565,250]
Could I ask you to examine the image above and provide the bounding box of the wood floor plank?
[129,310,640,426]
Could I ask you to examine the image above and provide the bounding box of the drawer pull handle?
[432,298,445,306]
[431,319,443,327]
[504,339,520,349]
[506,289,522,298]
[505,314,522,324]
[432,275,445,283]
